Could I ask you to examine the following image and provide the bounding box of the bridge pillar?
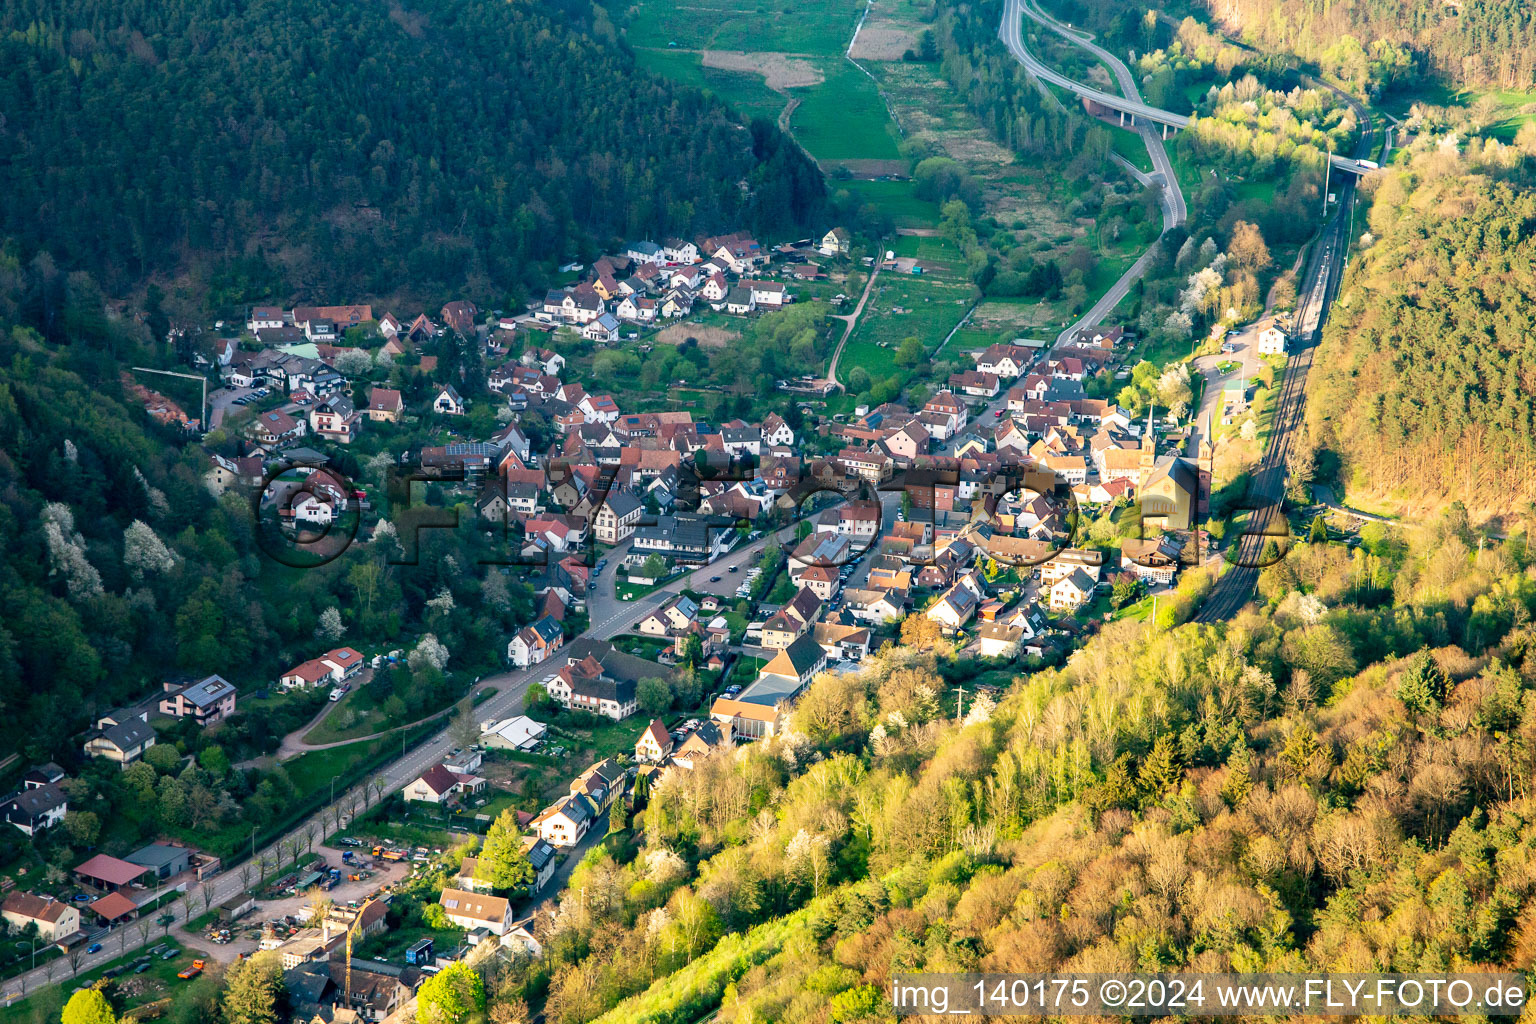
[1162,123,1168,140]
[1119,111,1124,126]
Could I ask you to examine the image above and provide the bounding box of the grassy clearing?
[790,60,903,162]
[1109,125,1155,173]
[622,0,863,56]
[0,945,212,1024]
[631,49,786,123]
[847,273,972,354]
[834,179,940,227]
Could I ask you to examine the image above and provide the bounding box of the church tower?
[1138,404,1158,488]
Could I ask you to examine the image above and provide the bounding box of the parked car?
[161,949,180,960]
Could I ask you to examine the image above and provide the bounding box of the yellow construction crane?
[344,897,376,1010]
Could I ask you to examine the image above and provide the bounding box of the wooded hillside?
[1197,0,1536,93]
[0,0,824,305]
[1305,157,1536,520]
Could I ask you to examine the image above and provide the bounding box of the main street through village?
[4,5,1380,1005]
[3,511,812,1002]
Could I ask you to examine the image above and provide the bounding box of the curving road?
[1000,0,1185,346]
[1,519,811,1004]
[1000,0,1374,177]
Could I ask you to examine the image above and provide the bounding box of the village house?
[433,385,466,416]
[1257,318,1289,355]
[405,763,485,805]
[842,586,906,624]
[975,343,1034,379]
[635,719,673,763]
[631,512,731,566]
[83,711,156,767]
[1049,568,1096,612]
[1121,536,1183,586]
[819,227,851,257]
[723,286,755,315]
[309,394,360,444]
[247,306,287,334]
[591,490,644,544]
[812,621,871,661]
[158,674,237,726]
[508,616,564,668]
[2,781,68,836]
[636,594,699,639]
[366,387,403,423]
[975,621,1024,659]
[921,391,968,438]
[762,412,795,448]
[204,452,264,496]
[545,654,639,720]
[926,570,986,633]
[949,370,1001,398]
[745,280,787,308]
[530,793,596,847]
[438,888,513,935]
[440,300,479,334]
[280,647,364,689]
[761,587,823,649]
[2,893,81,945]
[700,272,729,303]
[250,409,307,447]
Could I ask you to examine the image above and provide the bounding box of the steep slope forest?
[1303,140,1536,520]
[0,0,824,306]
[477,517,1536,1023]
[1195,0,1536,94]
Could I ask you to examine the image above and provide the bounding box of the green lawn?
[0,945,211,1024]
[837,177,940,226]
[1108,125,1155,173]
[622,0,863,55]
[631,48,788,123]
[790,60,903,163]
[845,273,974,362]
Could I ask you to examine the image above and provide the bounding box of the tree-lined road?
[2,517,812,1003]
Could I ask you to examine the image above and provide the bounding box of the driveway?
[178,846,413,964]
[1189,322,1261,454]
[207,384,272,429]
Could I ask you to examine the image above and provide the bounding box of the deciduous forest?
[1196,0,1536,93]
[1304,139,1536,519]
[478,517,1536,1023]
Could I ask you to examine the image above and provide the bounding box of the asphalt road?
[998,0,1187,347]
[2,514,821,1002]
[999,0,1373,177]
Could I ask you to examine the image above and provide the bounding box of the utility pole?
[954,684,966,724]
[1321,140,1332,218]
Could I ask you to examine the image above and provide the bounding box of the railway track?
[1193,102,1375,621]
